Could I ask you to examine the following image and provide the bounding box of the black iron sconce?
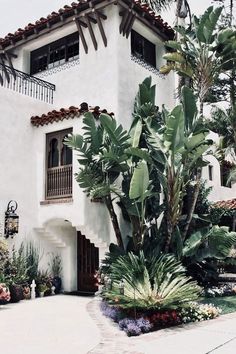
[4,200,19,238]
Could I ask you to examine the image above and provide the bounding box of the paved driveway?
[2,295,236,354]
[0,295,100,354]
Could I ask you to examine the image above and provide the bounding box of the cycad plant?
[103,252,200,310]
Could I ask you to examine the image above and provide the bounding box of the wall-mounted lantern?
[4,201,19,238]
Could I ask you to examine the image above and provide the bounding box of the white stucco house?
[0,0,235,293]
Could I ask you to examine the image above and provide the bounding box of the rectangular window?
[46,128,73,199]
[131,30,156,68]
[208,165,213,181]
[31,32,79,75]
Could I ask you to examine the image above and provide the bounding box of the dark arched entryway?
[77,232,99,293]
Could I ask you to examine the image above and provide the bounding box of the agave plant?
[103,252,200,310]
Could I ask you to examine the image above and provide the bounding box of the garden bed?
[100,300,221,336]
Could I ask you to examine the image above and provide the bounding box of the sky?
[0,0,214,38]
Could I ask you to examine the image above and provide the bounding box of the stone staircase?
[34,227,66,248]
[34,224,109,251]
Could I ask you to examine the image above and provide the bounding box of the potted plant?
[38,283,47,297]
[49,254,62,294]
[36,270,51,297]
[0,274,10,305]
[0,282,11,305]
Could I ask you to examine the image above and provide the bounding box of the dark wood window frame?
[30,32,79,75]
[46,128,73,199]
[131,30,156,68]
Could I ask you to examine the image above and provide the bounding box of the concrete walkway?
[0,295,100,354]
[1,295,236,354]
[88,298,236,354]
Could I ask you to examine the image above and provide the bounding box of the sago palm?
[104,252,200,310]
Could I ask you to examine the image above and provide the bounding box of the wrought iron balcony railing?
[0,63,56,104]
[46,165,72,199]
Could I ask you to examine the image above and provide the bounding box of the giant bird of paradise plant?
[65,78,213,253]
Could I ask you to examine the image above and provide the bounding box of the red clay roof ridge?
[30,103,114,127]
[0,0,173,49]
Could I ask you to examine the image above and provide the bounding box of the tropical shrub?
[102,252,200,310]
[161,6,236,110]
[25,241,42,283]
[4,244,28,285]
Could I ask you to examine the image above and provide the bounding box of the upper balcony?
[0,62,55,104]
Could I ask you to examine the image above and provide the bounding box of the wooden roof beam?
[74,18,88,54]
[123,11,134,36]
[126,14,136,38]
[94,11,107,47]
[119,10,129,34]
[85,15,98,51]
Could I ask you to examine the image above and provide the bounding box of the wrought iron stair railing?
[0,63,56,104]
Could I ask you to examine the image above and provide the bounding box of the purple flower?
[100,300,123,322]
[118,317,152,336]
[136,317,152,333]
[125,322,142,336]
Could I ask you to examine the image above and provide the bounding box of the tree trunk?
[130,215,142,252]
[105,195,124,250]
[182,168,201,239]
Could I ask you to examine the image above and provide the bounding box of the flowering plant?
[100,299,221,336]
[204,284,236,298]
[179,302,221,323]
[0,283,11,303]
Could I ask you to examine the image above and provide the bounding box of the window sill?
[40,198,73,205]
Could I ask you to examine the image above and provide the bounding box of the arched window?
[48,138,59,168]
[46,128,73,199]
[61,134,72,165]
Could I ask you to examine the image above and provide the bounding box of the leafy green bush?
[103,252,200,310]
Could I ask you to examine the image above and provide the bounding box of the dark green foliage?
[103,252,200,310]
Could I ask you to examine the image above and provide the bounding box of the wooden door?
[77,232,99,293]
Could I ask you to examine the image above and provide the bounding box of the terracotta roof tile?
[0,0,174,49]
[213,199,236,210]
[30,103,114,127]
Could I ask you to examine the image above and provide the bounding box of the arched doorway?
[77,232,99,293]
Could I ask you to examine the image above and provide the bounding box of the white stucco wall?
[9,5,175,126]
[0,3,180,292]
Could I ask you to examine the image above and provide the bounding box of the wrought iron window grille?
[131,54,165,79]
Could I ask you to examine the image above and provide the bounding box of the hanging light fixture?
[4,201,19,238]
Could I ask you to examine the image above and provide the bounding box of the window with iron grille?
[131,30,156,68]
[31,32,79,75]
